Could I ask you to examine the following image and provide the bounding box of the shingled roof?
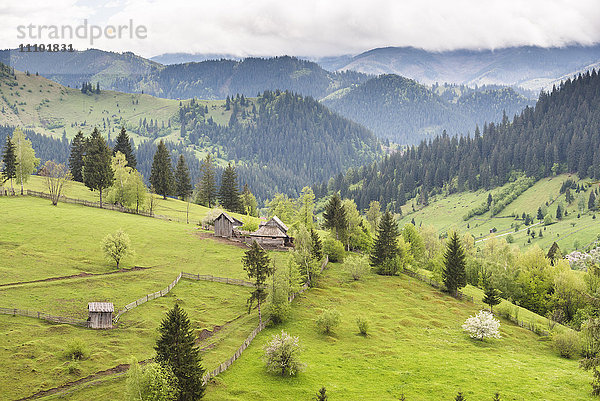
[216,212,243,226]
[88,302,114,313]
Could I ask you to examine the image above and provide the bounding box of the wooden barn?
[214,212,243,238]
[249,216,292,247]
[88,302,114,329]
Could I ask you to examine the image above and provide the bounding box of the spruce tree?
[315,387,327,401]
[155,304,205,400]
[69,130,86,182]
[590,191,597,211]
[150,140,174,199]
[310,228,323,260]
[83,128,114,207]
[242,241,273,326]
[483,284,502,313]
[219,163,241,212]
[113,127,136,169]
[196,154,217,208]
[369,210,400,275]
[537,207,544,221]
[175,154,192,200]
[556,204,563,220]
[323,193,348,241]
[1,134,17,192]
[442,231,467,296]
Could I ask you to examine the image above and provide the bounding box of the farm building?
[214,212,243,238]
[88,302,114,329]
[249,216,293,247]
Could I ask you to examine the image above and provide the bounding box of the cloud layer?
[1,0,599,57]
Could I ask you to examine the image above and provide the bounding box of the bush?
[240,219,258,232]
[267,301,291,325]
[63,338,90,361]
[553,330,582,359]
[462,310,501,340]
[200,208,225,227]
[263,330,305,376]
[344,254,370,280]
[323,237,345,262]
[356,317,369,336]
[316,308,341,334]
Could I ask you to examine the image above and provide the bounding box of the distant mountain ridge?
[330,45,600,92]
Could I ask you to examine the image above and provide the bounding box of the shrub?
[200,208,225,227]
[344,254,370,280]
[553,330,582,359]
[316,308,341,334]
[356,317,369,336]
[323,237,345,262]
[263,330,304,376]
[240,219,258,232]
[126,358,178,401]
[266,301,291,325]
[63,338,90,361]
[462,310,501,340]
[64,361,81,375]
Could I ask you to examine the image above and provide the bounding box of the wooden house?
[88,302,114,329]
[249,215,292,247]
[214,212,243,238]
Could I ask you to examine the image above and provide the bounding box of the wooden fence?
[202,256,330,385]
[181,273,254,287]
[402,268,474,303]
[113,273,182,323]
[0,307,89,327]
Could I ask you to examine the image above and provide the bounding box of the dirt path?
[0,266,157,288]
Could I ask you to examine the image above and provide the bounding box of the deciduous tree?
[39,160,71,205]
[13,128,39,194]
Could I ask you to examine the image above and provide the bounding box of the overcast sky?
[2,0,600,58]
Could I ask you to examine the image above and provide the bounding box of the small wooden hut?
[88,302,114,329]
[249,215,292,247]
[214,212,243,238]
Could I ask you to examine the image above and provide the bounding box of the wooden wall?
[214,217,233,237]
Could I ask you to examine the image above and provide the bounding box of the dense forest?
[316,70,600,211]
[322,75,532,144]
[178,90,381,199]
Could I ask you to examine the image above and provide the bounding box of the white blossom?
[462,310,501,340]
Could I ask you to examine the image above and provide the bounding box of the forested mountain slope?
[317,70,600,212]
[322,74,532,144]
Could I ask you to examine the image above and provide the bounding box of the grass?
[0,195,268,400]
[398,174,600,254]
[201,266,591,400]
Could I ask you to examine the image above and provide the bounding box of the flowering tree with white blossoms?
[263,330,305,376]
[462,310,501,340]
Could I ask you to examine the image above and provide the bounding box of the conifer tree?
[483,284,502,313]
[310,228,323,260]
[83,128,114,207]
[455,392,466,401]
[442,231,467,296]
[175,155,192,200]
[150,140,174,199]
[219,163,241,212]
[590,191,597,211]
[12,128,39,194]
[369,210,400,274]
[155,304,205,400]
[243,241,273,326]
[1,134,17,192]
[113,127,136,169]
[556,204,563,219]
[323,193,347,241]
[537,207,544,221]
[69,130,86,182]
[315,387,327,401]
[196,154,217,207]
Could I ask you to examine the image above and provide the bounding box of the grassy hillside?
[398,174,600,254]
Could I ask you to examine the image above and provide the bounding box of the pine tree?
[83,128,114,207]
[590,191,597,211]
[1,134,17,192]
[323,193,348,241]
[442,231,467,296]
[69,130,86,182]
[242,241,273,326]
[483,284,502,313]
[537,207,544,221]
[369,210,400,274]
[113,127,136,169]
[196,154,217,208]
[310,228,323,260]
[556,204,563,220]
[155,304,205,400]
[219,163,241,212]
[175,154,192,200]
[150,140,174,199]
